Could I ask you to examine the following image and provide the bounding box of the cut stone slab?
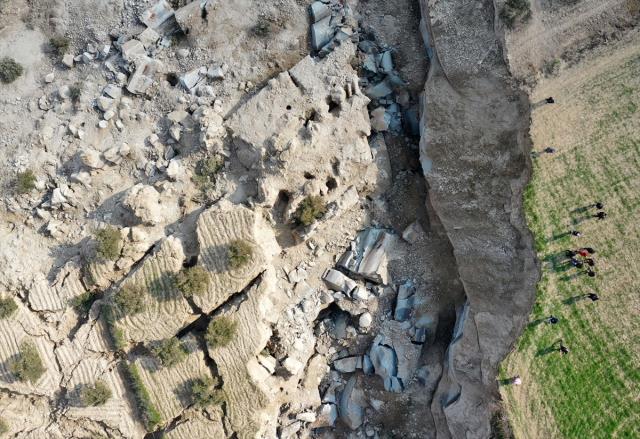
[337,228,392,284]
[192,204,272,313]
[322,268,357,294]
[131,335,211,424]
[338,376,364,430]
[311,16,335,51]
[140,0,175,29]
[112,237,194,344]
[207,275,275,439]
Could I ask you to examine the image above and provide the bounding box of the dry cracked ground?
[0,0,636,439]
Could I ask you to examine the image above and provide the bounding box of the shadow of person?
[563,295,586,305]
[527,318,546,328]
[536,339,563,357]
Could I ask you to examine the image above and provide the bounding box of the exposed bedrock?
[418,0,539,437]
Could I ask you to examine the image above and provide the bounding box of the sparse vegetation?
[9,341,46,383]
[193,155,224,188]
[80,380,112,406]
[152,337,187,367]
[205,316,237,349]
[293,195,327,226]
[0,417,8,435]
[227,240,253,269]
[114,284,146,316]
[69,83,82,103]
[15,170,36,194]
[500,0,531,29]
[0,297,18,319]
[0,57,24,84]
[174,266,209,297]
[49,36,70,55]
[94,227,122,261]
[251,16,274,37]
[70,291,99,314]
[122,363,162,431]
[190,375,225,407]
[102,303,126,350]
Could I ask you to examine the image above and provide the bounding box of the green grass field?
[500,42,640,439]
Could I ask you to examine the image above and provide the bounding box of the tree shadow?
[147,272,180,302]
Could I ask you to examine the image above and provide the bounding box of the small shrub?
[152,337,187,367]
[227,240,253,269]
[293,195,327,226]
[190,375,225,407]
[94,227,122,261]
[251,16,274,37]
[205,316,237,348]
[122,363,162,431]
[49,36,70,55]
[193,156,224,188]
[175,266,209,297]
[70,291,98,314]
[500,0,531,28]
[0,417,8,435]
[0,297,18,319]
[15,170,36,194]
[114,285,146,316]
[81,380,112,406]
[9,341,46,383]
[69,83,82,103]
[0,57,24,84]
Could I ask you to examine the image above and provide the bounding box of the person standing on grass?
[586,268,596,277]
[570,258,584,269]
[570,230,582,237]
[594,211,607,220]
[583,247,596,254]
[565,250,577,258]
[545,97,555,104]
[512,376,522,386]
[546,315,559,324]
[559,343,570,355]
[585,258,595,267]
[578,248,590,257]
[586,293,600,301]
[590,201,604,210]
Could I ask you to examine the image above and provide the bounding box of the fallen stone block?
[322,269,357,294]
[337,228,392,284]
[394,281,415,322]
[311,16,335,51]
[338,376,364,430]
[310,1,331,23]
[333,356,361,373]
[127,58,161,95]
[121,39,146,63]
[141,0,175,29]
[402,220,424,243]
[364,79,394,99]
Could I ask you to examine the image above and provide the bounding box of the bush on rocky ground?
[70,291,99,314]
[0,417,8,435]
[114,285,146,316]
[15,170,36,194]
[69,83,82,103]
[293,195,327,226]
[9,341,46,383]
[205,316,237,348]
[94,227,121,261]
[152,337,187,367]
[190,376,225,407]
[49,36,70,55]
[500,0,531,28]
[81,380,112,406]
[0,57,23,84]
[227,240,253,269]
[175,266,209,297]
[122,363,162,431]
[0,297,18,319]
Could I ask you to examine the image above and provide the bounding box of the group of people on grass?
[509,200,608,385]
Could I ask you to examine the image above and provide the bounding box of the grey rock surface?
[418,0,539,437]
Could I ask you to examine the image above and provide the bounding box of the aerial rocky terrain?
[2,0,629,437]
